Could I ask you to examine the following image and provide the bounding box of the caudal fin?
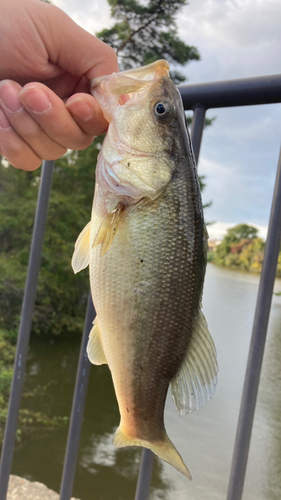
[113,425,192,479]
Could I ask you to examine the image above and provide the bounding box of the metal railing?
[0,73,281,500]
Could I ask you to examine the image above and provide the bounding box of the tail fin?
[113,425,192,479]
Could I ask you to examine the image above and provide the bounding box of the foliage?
[223,224,258,244]
[208,223,281,277]
[97,0,200,84]
[211,224,259,263]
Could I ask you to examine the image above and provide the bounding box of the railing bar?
[59,291,95,500]
[190,105,206,165]
[226,144,281,500]
[179,73,281,110]
[0,160,55,500]
[134,449,155,500]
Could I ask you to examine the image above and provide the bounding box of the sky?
[54,0,281,240]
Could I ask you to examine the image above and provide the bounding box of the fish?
[72,60,218,479]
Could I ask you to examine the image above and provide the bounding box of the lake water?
[10,264,281,500]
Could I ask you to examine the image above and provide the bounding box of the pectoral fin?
[71,221,91,274]
[93,204,123,256]
[171,309,218,415]
[87,317,107,365]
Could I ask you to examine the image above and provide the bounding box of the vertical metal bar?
[226,144,281,500]
[190,105,206,164]
[60,292,95,500]
[0,160,55,500]
[134,449,154,500]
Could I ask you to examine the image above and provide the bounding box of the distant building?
[208,239,222,251]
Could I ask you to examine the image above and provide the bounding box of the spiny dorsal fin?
[93,204,124,256]
[171,309,218,415]
[87,317,107,365]
[71,221,91,274]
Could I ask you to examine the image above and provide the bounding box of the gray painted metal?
[0,160,55,500]
[60,292,95,500]
[226,145,281,500]
[179,73,281,110]
[134,449,155,500]
[190,106,206,165]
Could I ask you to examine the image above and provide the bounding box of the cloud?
[176,0,281,82]
[55,0,112,34]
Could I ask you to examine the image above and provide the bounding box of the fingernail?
[0,82,23,113]
[66,98,94,122]
[0,107,12,130]
[20,86,52,114]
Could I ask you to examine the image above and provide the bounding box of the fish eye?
[155,103,166,115]
[153,100,173,121]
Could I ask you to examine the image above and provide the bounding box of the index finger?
[38,3,119,81]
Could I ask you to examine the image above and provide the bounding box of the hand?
[0,0,118,170]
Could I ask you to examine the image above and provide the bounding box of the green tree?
[97,0,200,84]
[209,223,269,273]
[224,224,258,244]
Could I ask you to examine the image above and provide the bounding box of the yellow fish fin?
[93,204,123,257]
[71,221,91,274]
[86,317,107,365]
[113,426,191,479]
[171,309,218,416]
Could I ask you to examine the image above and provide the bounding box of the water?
[10,264,281,499]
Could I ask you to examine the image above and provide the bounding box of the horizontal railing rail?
[0,73,281,500]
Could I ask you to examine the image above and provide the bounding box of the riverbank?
[8,475,80,500]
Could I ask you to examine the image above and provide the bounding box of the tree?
[210,224,264,270]
[97,0,200,84]
[224,224,258,244]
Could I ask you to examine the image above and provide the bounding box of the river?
[10,264,281,500]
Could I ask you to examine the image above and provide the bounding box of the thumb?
[38,2,119,80]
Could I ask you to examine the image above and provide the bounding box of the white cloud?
[176,0,281,82]
[54,0,112,33]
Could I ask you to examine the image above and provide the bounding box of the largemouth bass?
[72,60,217,479]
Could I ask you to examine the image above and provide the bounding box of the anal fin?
[87,317,107,365]
[171,309,218,415]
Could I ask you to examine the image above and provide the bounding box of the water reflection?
[8,264,281,499]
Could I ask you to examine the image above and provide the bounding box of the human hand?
[0,0,118,170]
